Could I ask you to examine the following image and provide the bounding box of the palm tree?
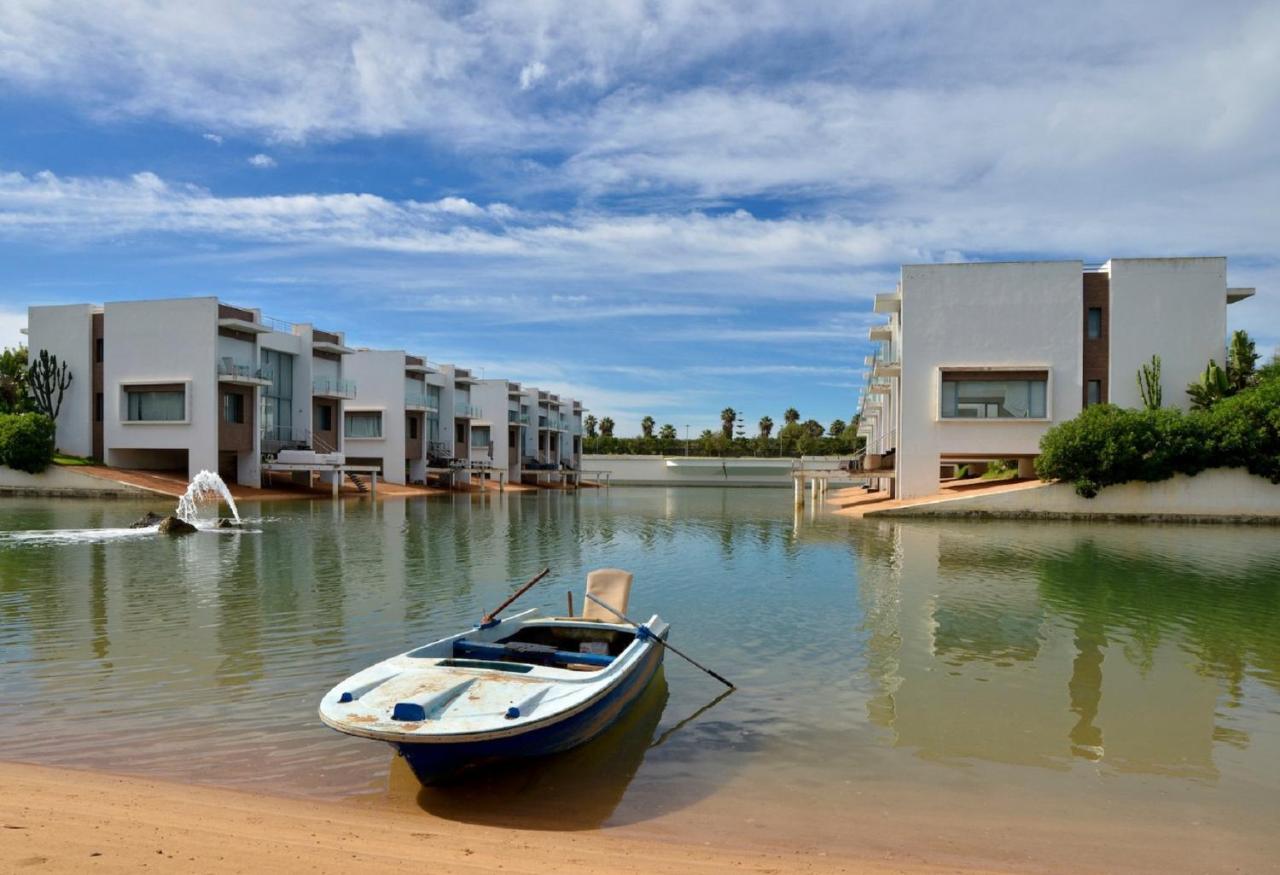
[640,416,655,438]
[829,418,846,437]
[584,414,598,438]
[801,419,824,438]
[720,407,736,439]
[1227,329,1259,393]
[783,407,800,425]
[758,415,774,439]
[599,416,615,438]
[658,423,677,441]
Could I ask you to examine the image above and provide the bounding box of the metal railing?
[218,360,273,381]
[508,410,530,424]
[313,377,357,398]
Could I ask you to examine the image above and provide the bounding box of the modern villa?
[856,257,1257,499]
[25,297,584,490]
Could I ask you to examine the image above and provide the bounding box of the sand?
[0,761,991,875]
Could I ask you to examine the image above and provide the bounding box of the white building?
[26,297,355,486]
[857,258,1256,500]
[25,296,586,490]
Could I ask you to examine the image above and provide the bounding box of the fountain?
[175,470,242,525]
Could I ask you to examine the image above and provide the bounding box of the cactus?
[1186,358,1229,410]
[1137,355,1162,410]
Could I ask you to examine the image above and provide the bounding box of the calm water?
[1,488,1278,864]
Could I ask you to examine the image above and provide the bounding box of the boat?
[318,568,667,785]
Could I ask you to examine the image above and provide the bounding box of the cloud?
[518,61,547,91]
[247,153,276,168]
[202,132,223,145]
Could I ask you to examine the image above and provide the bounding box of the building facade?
[857,258,1256,500]
[25,297,584,490]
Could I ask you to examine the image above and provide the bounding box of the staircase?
[346,471,369,493]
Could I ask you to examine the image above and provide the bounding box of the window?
[427,413,440,444]
[426,384,441,410]
[222,392,245,424]
[344,411,382,438]
[471,425,491,448]
[260,348,294,440]
[407,415,419,439]
[95,337,104,363]
[1087,380,1102,406]
[94,392,103,423]
[126,388,185,422]
[940,372,1047,419]
[316,405,333,432]
[1087,307,1102,340]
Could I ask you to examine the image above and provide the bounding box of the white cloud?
[0,308,26,350]
[202,132,223,145]
[247,153,276,168]
[518,61,547,91]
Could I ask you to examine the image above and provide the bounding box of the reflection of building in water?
[856,522,1279,777]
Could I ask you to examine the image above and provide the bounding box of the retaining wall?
[0,466,152,498]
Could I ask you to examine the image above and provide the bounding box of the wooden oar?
[481,567,551,626]
[584,592,734,689]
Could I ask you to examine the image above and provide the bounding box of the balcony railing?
[405,391,437,410]
[455,402,481,418]
[218,360,273,382]
[508,410,530,424]
[313,377,357,399]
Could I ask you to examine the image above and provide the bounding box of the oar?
[481,567,551,627]
[584,592,734,689]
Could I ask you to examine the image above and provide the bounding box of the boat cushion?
[582,568,633,620]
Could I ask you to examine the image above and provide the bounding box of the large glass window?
[1087,307,1102,340]
[344,411,382,438]
[471,425,491,448]
[427,414,440,443]
[941,374,1047,419]
[126,388,185,421]
[260,348,294,440]
[426,384,441,411]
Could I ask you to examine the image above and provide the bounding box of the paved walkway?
[829,477,1047,518]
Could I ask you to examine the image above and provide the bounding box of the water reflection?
[859,522,1280,779]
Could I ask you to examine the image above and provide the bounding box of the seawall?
[0,465,154,498]
[865,469,1280,523]
[581,454,855,487]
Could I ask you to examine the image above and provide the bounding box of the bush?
[1036,375,1280,497]
[0,412,56,474]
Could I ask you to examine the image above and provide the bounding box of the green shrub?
[1036,375,1280,497]
[0,412,56,474]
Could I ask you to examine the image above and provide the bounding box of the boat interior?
[429,568,640,675]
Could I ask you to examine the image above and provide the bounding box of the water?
[0,488,1277,868]
[175,469,241,524]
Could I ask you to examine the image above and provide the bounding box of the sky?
[0,1,1277,436]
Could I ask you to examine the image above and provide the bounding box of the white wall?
[471,379,508,472]
[898,261,1084,499]
[343,349,406,484]
[103,297,219,479]
[26,304,94,456]
[869,469,1280,520]
[1107,258,1227,410]
[581,454,796,486]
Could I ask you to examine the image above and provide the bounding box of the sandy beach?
[0,761,992,875]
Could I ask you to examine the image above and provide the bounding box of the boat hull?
[397,638,664,785]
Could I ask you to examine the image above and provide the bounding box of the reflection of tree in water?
[1037,540,1280,698]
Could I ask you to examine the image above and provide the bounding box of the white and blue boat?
[319,569,667,785]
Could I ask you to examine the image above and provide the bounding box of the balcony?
[508,410,530,425]
[313,377,357,399]
[217,359,273,386]
[455,402,481,418]
[405,391,437,411]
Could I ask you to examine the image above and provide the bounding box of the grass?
[53,453,94,466]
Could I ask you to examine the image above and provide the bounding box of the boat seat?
[582,568,633,621]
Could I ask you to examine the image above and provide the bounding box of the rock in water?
[157,516,197,535]
[130,511,166,529]
[216,518,235,528]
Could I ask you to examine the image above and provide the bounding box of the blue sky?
[1,1,1277,435]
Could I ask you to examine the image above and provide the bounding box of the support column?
[794,475,804,509]
[1018,457,1037,479]
[332,471,339,498]
[370,472,377,499]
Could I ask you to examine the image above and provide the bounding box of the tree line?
[581,406,864,457]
